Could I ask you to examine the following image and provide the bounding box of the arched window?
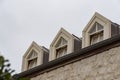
[55,37,68,58]
[89,22,104,45]
[27,50,38,69]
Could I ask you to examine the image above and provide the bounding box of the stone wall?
[31,46,120,80]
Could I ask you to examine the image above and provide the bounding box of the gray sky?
[0,0,120,73]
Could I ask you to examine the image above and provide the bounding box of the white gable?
[22,41,45,71]
[49,28,75,61]
[82,12,112,48]
[83,12,111,32]
[50,28,74,47]
[23,41,43,58]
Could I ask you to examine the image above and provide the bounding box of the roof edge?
[16,35,120,78]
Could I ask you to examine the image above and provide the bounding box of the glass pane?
[56,37,67,48]
[97,23,103,31]
[56,46,67,58]
[28,50,38,59]
[90,31,104,45]
[89,22,104,33]
[89,23,96,33]
[28,58,37,69]
[99,32,103,41]
[62,38,67,45]
[90,34,98,45]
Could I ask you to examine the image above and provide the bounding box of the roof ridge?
[72,34,81,40]
[42,46,49,52]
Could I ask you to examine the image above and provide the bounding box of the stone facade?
[30,46,120,80]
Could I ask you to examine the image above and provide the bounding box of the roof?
[50,28,81,46]
[72,34,81,40]
[14,35,120,78]
[23,41,49,58]
[111,22,120,26]
[83,12,111,32]
[41,46,49,53]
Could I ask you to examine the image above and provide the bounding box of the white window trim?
[56,45,67,58]
[27,50,38,69]
[90,30,104,45]
[55,37,68,58]
[49,28,75,61]
[82,12,112,48]
[89,29,103,35]
[56,44,67,50]
[27,58,37,69]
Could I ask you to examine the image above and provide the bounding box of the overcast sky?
[0,0,120,73]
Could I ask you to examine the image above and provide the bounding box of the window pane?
[56,46,67,58]
[89,22,103,33]
[91,35,98,45]
[62,38,67,45]
[90,31,103,45]
[28,50,38,59]
[89,23,97,33]
[90,22,104,45]
[28,58,37,69]
[55,37,67,48]
[99,32,103,41]
[89,25,96,33]
[97,23,103,31]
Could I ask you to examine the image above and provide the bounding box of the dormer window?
[89,22,104,45]
[55,37,68,58]
[22,41,49,71]
[27,50,38,69]
[50,28,81,61]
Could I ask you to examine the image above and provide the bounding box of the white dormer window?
[27,50,38,69]
[82,12,114,48]
[55,37,68,58]
[89,22,104,45]
[22,41,49,71]
[50,28,81,61]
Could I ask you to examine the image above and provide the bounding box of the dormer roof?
[83,12,111,32]
[23,41,49,58]
[50,28,80,47]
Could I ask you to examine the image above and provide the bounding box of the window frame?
[27,50,38,69]
[56,45,67,58]
[55,37,68,58]
[89,22,104,45]
[27,58,37,69]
